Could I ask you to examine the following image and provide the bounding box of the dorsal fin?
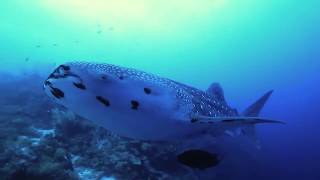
[242,90,273,116]
[206,83,225,102]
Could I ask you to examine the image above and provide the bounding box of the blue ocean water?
[0,0,319,179]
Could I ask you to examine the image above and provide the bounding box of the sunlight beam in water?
[40,0,227,33]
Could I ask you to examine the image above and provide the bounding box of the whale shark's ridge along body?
[68,61,238,119]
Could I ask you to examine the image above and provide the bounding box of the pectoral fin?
[191,115,285,125]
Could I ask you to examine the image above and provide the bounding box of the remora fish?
[44,62,283,170]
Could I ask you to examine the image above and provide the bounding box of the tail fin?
[241,90,274,147]
[242,90,273,117]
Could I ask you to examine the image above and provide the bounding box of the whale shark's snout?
[44,65,68,100]
[43,64,84,102]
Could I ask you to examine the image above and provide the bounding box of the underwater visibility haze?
[0,0,320,179]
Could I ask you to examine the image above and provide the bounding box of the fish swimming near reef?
[44,62,283,173]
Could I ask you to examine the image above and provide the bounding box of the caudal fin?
[240,90,280,145]
[242,90,273,117]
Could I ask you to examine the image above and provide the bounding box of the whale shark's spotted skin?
[68,62,237,118]
[44,62,280,143]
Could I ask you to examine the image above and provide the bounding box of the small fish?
[108,27,114,31]
[44,62,284,170]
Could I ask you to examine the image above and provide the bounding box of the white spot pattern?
[69,62,238,118]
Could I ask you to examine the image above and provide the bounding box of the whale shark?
[43,62,283,172]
